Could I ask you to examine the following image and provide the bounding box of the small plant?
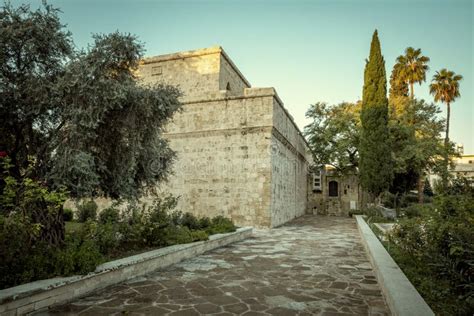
[181,212,200,230]
[207,216,236,234]
[99,207,120,224]
[77,200,98,222]
[63,208,74,222]
[198,216,212,229]
[190,230,209,242]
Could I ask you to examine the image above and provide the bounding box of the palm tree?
[395,47,430,98]
[393,48,430,203]
[429,69,463,145]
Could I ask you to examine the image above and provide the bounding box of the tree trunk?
[410,82,414,99]
[442,102,451,188]
[445,102,450,146]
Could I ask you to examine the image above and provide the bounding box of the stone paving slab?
[43,216,390,315]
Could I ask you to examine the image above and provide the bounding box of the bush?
[206,216,236,234]
[381,191,397,208]
[160,225,193,246]
[99,207,120,224]
[388,192,474,314]
[63,208,73,221]
[198,216,212,229]
[190,230,209,242]
[0,213,103,289]
[399,204,422,218]
[77,200,98,222]
[180,212,200,230]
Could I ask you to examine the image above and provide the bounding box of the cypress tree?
[359,30,393,198]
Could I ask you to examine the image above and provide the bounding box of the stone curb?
[355,215,434,316]
[0,227,253,315]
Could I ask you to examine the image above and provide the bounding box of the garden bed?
[355,215,434,316]
[0,227,252,315]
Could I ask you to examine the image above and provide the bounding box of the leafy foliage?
[98,206,120,224]
[388,97,445,194]
[0,2,73,181]
[389,63,409,99]
[392,47,430,98]
[304,102,360,172]
[77,200,98,222]
[49,32,182,200]
[359,30,393,197]
[1,2,182,201]
[388,190,474,315]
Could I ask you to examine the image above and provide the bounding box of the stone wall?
[159,88,276,227]
[270,94,309,226]
[140,47,222,97]
[137,47,310,228]
[218,51,250,96]
[308,172,360,216]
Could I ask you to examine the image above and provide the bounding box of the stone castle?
[138,47,310,228]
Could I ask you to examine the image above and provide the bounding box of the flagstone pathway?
[44,215,390,315]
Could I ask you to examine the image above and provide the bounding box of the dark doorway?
[328,181,338,197]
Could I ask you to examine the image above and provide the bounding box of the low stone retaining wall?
[0,227,253,315]
[355,215,434,316]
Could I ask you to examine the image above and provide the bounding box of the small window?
[151,66,162,76]
[328,181,338,197]
[226,82,231,91]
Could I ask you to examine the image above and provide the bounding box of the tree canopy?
[0,3,182,201]
[304,102,360,173]
[393,47,430,99]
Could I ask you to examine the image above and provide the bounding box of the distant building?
[307,167,361,216]
[428,153,474,188]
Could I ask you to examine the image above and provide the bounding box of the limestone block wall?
[137,47,311,228]
[139,46,251,99]
[308,173,361,216]
[270,95,309,227]
[160,90,276,227]
[139,47,222,97]
[219,51,250,96]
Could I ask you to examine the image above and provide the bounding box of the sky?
[14,0,474,153]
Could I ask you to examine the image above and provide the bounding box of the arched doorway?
[328,180,338,197]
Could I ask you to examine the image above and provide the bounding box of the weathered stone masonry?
[139,46,309,228]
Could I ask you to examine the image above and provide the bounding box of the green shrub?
[77,200,98,222]
[0,213,103,289]
[181,212,200,230]
[400,192,419,206]
[190,230,209,242]
[388,192,474,314]
[170,210,183,225]
[160,225,193,246]
[399,204,423,218]
[207,216,236,234]
[99,207,120,224]
[198,216,211,229]
[381,191,397,208]
[63,208,73,221]
[90,221,120,255]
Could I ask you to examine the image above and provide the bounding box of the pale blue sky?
[15,0,474,152]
